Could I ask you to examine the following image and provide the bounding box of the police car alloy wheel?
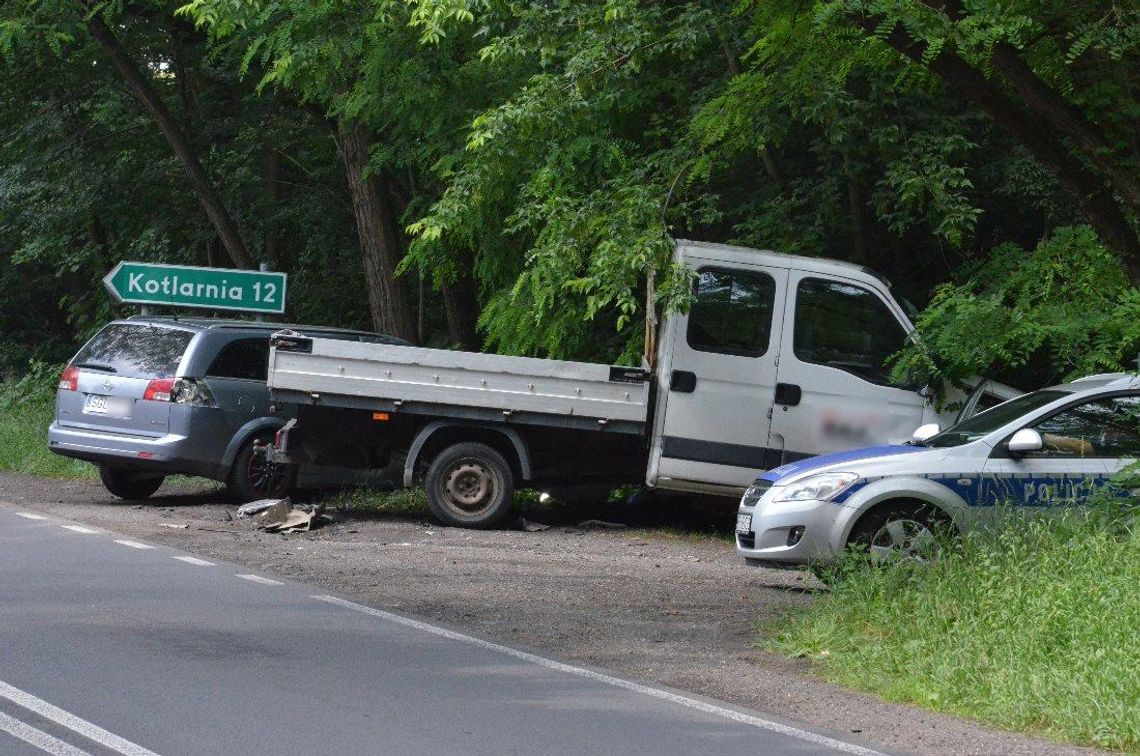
[848,501,946,564]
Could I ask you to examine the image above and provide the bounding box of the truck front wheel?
[425,442,514,529]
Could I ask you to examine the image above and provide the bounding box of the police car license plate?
[736,512,752,534]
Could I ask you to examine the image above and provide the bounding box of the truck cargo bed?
[269,334,651,434]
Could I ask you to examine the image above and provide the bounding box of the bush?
[0,361,96,479]
[894,225,1140,392]
[771,503,1140,749]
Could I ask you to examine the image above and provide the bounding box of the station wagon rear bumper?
[47,422,221,478]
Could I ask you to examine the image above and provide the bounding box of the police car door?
[651,264,788,490]
[981,394,1140,508]
[767,273,927,465]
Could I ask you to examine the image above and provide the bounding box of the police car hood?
[760,444,949,486]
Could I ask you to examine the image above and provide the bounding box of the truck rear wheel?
[425,442,514,529]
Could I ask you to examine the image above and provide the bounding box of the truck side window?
[793,278,908,386]
[686,268,776,357]
[207,339,270,382]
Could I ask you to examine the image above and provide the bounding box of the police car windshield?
[926,390,1068,447]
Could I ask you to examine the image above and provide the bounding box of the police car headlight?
[775,472,859,502]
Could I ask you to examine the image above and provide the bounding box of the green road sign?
[102,262,287,314]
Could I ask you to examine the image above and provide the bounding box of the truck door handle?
[670,371,697,393]
[774,382,801,406]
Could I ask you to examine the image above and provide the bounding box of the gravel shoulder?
[0,471,1101,756]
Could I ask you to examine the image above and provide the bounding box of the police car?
[736,373,1140,567]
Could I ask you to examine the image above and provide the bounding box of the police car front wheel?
[848,501,950,565]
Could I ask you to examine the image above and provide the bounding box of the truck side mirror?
[1007,428,1043,455]
[912,423,941,442]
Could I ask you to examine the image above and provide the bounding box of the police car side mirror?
[1007,428,1043,455]
[912,423,941,442]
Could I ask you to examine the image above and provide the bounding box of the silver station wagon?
[48,316,404,501]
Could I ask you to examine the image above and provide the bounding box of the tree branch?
[85,12,253,268]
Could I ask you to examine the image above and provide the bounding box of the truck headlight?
[775,472,859,502]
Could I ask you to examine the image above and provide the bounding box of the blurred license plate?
[84,394,130,417]
[736,512,752,534]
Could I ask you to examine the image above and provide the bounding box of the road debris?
[158,523,189,529]
[236,499,280,518]
[255,498,331,534]
[516,517,550,532]
[577,519,627,530]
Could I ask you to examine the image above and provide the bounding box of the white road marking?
[60,526,99,535]
[236,574,282,586]
[112,540,153,550]
[314,595,887,756]
[0,680,159,756]
[172,556,214,567]
[0,710,92,756]
[15,513,48,520]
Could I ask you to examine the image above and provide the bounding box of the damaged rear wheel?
[227,433,294,502]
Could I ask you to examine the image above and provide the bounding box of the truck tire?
[424,442,514,529]
[227,433,294,502]
[99,466,164,500]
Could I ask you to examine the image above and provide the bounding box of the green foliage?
[0,365,96,479]
[2,0,1136,374]
[895,226,1140,388]
[321,484,431,518]
[771,503,1140,749]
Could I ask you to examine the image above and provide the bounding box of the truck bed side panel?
[269,340,650,427]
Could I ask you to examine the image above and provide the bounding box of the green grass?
[769,506,1140,750]
[321,485,432,518]
[0,375,96,480]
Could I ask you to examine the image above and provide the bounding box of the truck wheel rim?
[869,518,937,562]
[247,449,285,495]
[442,460,496,514]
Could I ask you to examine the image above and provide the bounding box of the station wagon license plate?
[83,394,131,418]
[736,512,752,534]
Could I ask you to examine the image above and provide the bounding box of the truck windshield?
[73,324,193,378]
[926,390,1068,448]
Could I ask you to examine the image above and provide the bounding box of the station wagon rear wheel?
[425,442,514,529]
[227,433,294,502]
[99,466,164,500]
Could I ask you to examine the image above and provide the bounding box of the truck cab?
[647,241,966,496]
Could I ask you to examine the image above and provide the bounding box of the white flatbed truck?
[266,240,1011,528]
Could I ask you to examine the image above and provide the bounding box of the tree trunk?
[85,15,253,269]
[337,120,418,341]
[264,149,283,269]
[441,250,480,351]
[846,177,868,265]
[988,44,1140,212]
[718,23,792,198]
[918,0,1140,210]
[865,18,1140,281]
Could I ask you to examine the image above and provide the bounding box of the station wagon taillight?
[58,365,79,391]
[143,378,175,402]
[171,378,216,407]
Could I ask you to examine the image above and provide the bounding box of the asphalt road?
[0,505,889,756]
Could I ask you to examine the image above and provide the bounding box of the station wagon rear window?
[72,324,193,378]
